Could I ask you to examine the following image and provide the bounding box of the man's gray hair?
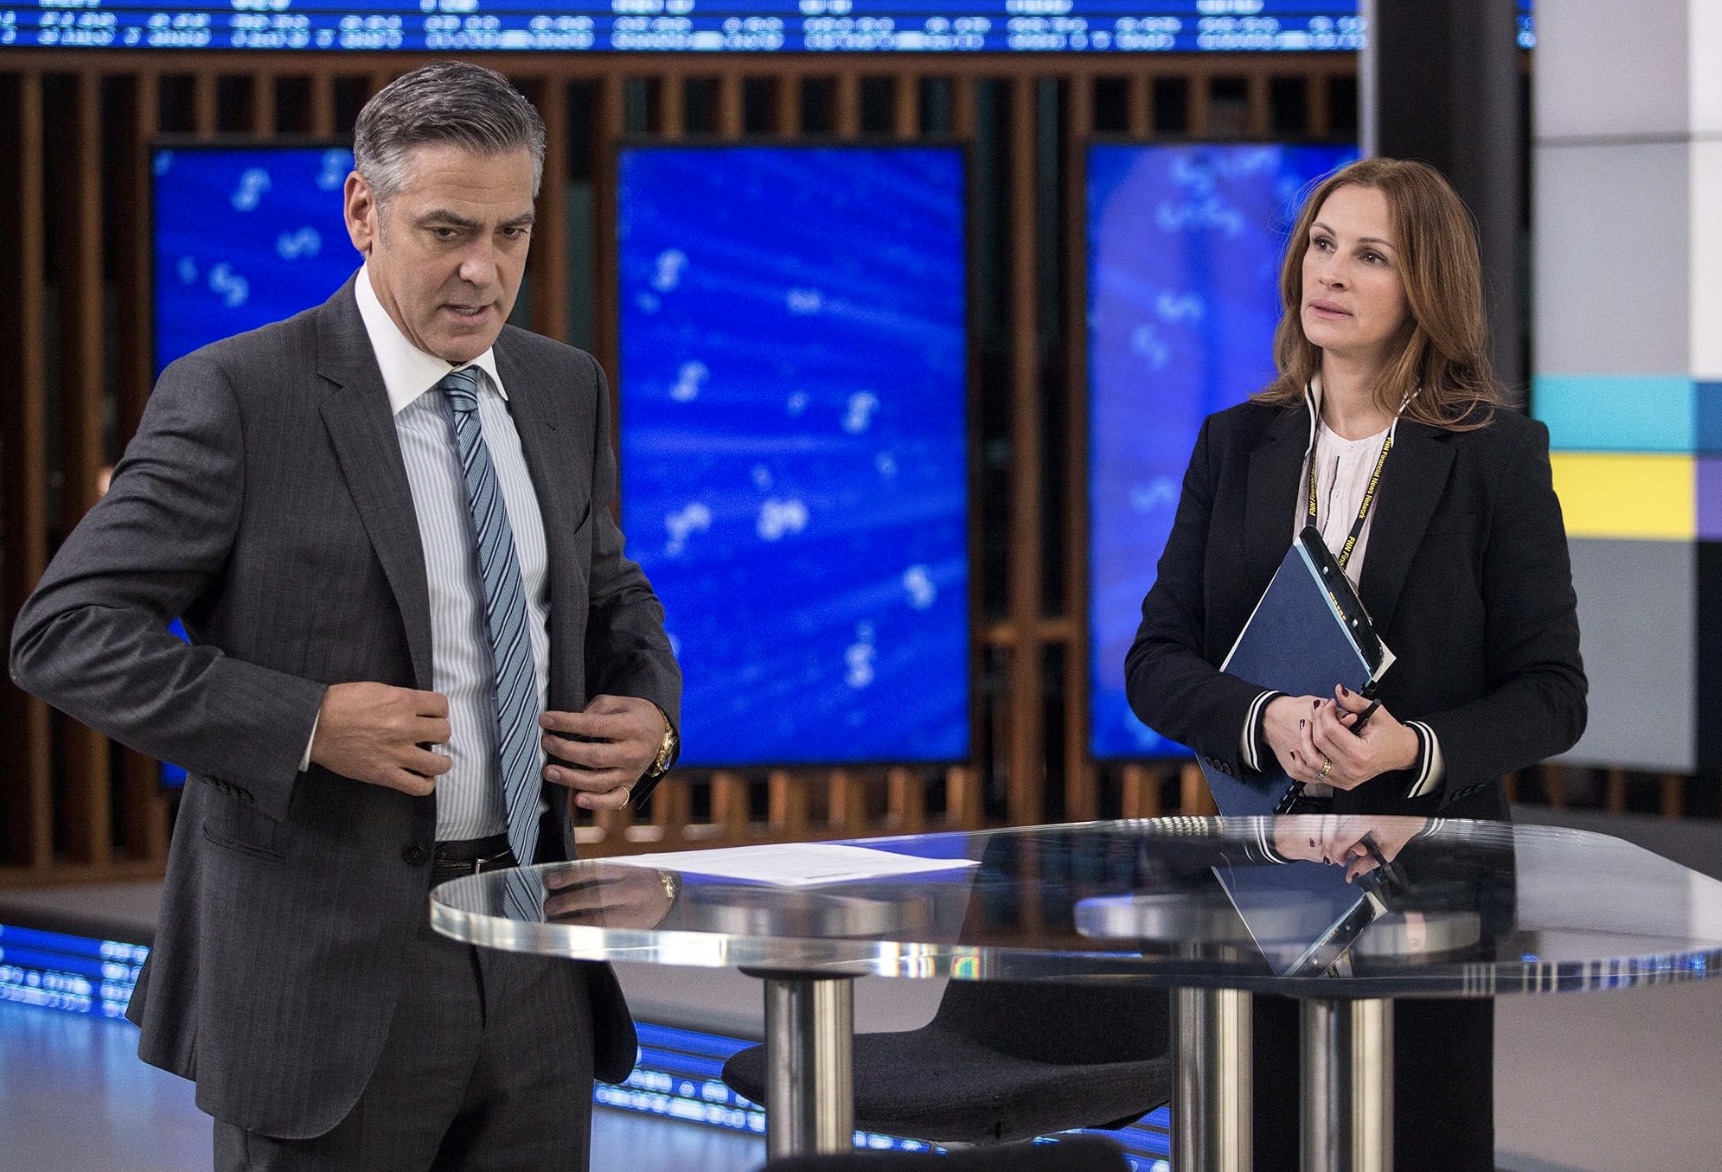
[353,61,547,206]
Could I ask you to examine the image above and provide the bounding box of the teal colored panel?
[1532,374,1695,452]
[1698,382,1722,455]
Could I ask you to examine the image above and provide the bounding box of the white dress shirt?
[354,267,554,841]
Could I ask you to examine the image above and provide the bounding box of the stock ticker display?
[15,2,1386,54]
[618,146,969,769]
[1086,142,1357,760]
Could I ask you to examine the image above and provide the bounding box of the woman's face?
[1300,184,1412,370]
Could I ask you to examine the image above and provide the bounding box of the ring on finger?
[1318,756,1333,780]
[619,784,633,804]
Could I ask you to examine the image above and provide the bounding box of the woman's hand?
[1299,684,1419,791]
[1271,813,1426,883]
[1263,693,1327,785]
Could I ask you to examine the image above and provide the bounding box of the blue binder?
[1201,526,1394,816]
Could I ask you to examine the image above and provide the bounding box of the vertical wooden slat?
[114,70,171,865]
[532,78,570,344]
[0,70,53,871]
[886,767,925,834]
[952,75,976,139]
[652,777,693,851]
[717,73,745,139]
[711,770,750,838]
[768,769,809,838]
[310,70,336,137]
[1006,76,1043,827]
[1308,69,1333,138]
[829,768,867,834]
[1179,762,1216,816]
[1660,774,1684,818]
[659,72,685,139]
[775,73,800,136]
[1127,73,1150,138]
[1188,69,1211,138]
[193,71,217,137]
[893,74,918,140]
[1605,768,1627,814]
[1064,77,1097,823]
[592,73,626,392]
[834,71,861,138]
[1247,72,1270,137]
[946,765,983,829]
[1120,764,1161,820]
[252,70,276,134]
[59,72,112,866]
[1541,764,1566,808]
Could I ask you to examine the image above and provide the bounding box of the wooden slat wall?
[0,51,1373,882]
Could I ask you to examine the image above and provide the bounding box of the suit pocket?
[201,782,288,861]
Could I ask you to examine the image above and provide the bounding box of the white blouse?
[1299,418,1394,587]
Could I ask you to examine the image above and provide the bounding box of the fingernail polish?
[1299,719,1306,729]
[1338,685,1350,696]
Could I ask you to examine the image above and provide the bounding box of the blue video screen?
[153,144,357,375]
[618,146,969,769]
[1087,142,1357,760]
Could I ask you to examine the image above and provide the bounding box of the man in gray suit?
[10,62,680,1170]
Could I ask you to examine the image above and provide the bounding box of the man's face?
[344,143,536,365]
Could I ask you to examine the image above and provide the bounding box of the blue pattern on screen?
[153,145,356,374]
[1088,143,1357,760]
[619,147,969,769]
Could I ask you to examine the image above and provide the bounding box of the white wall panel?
[1534,141,1690,375]
[1535,0,1688,140]
[1556,538,1695,772]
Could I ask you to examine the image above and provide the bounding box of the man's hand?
[543,862,677,928]
[540,694,664,810]
[309,682,452,795]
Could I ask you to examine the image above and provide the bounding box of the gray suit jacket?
[9,278,682,1138]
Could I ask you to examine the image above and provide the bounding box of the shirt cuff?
[300,713,319,773]
[1240,690,1284,773]
[1403,720,1445,798]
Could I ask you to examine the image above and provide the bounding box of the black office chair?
[723,979,1172,1146]
[758,1133,1132,1171]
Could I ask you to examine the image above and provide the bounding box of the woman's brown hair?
[1254,157,1507,430]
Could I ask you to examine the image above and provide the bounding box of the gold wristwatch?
[645,705,677,779]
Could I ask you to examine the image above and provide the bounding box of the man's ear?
[344,171,377,256]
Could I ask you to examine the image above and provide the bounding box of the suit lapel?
[1357,420,1454,636]
[315,283,436,690]
[1243,405,1312,588]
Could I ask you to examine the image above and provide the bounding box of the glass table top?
[430,816,1722,998]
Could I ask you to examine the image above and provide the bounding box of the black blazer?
[1125,398,1586,819]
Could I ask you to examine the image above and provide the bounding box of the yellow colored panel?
[1549,453,1695,540]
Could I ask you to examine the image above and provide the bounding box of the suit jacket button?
[402,844,428,867]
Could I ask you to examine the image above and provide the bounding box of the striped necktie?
[438,367,542,878]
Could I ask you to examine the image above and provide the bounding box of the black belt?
[430,834,516,884]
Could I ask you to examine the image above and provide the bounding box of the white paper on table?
[603,843,981,887]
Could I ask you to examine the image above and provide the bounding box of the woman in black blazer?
[1125,158,1587,1170]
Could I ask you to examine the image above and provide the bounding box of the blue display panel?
[619,146,968,770]
[153,144,356,376]
[1087,142,1357,760]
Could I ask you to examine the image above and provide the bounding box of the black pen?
[1348,697,1382,736]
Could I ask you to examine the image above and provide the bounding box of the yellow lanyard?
[1306,428,1393,572]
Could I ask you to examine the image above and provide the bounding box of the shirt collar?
[355,264,505,416]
